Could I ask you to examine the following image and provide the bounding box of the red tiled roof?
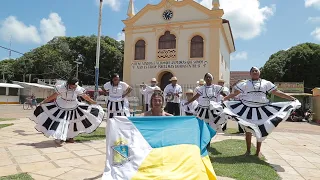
[230,71,251,86]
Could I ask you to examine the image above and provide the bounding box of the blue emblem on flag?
[113,145,129,158]
[112,140,130,166]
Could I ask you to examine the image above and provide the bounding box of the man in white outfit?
[140,78,160,112]
[164,77,182,116]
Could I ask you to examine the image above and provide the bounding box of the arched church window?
[134,40,146,60]
[190,35,204,58]
[158,31,176,49]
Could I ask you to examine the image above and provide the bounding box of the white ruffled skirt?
[223,100,301,142]
[105,99,130,119]
[195,101,228,130]
[30,100,105,141]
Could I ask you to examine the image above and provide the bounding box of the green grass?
[0,124,13,129]
[0,173,33,180]
[0,118,17,122]
[224,128,241,134]
[74,127,105,142]
[209,139,280,180]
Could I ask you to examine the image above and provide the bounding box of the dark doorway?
[160,72,173,90]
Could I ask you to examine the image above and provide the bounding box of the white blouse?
[55,84,86,101]
[196,84,223,107]
[103,81,129,102]
[234,79,277,103]
[54,83,86,109]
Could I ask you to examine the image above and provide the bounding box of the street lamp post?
[94,0,103,100]
[74,54,83,79]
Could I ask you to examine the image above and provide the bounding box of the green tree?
[6,35,124,84]
[0,59,15,82]
[261,43,320,92]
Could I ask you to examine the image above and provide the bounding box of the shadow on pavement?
[84,174,103,180]
[17,140,62,149]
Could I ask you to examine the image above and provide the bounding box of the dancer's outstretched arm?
[185,93,200,105]
[81,94,97,104]
[271,90,296,101]
[40,93,59,104]
[223,90,241,101]
[101,86,109,96]
[122,86,133,98]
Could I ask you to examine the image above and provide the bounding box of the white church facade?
[122,0,235,90]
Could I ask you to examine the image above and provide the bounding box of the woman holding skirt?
[184,73,227,130]
[223,67,300,156]
[31,77,105,143]
[103,73,132,119]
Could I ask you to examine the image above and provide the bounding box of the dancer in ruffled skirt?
[103,73,132,119]
[31,77,105,144]
[184,73,227,130]
[223,67,300,156]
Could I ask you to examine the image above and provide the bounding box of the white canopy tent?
[0,83,24,104]
[0,83,24,89]
[13,82,55,101]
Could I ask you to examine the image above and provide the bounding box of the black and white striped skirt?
[195,102,227,130]
[223,100,301,142]
[30,101,105,141]
[106,100,130,119]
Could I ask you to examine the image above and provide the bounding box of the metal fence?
[82,83,198,111]
[129,83,198,107]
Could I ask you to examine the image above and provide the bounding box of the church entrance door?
[159,71,173,90]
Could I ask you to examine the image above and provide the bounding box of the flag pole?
[95,0,103,100]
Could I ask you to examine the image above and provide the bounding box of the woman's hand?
[81,94,97,105]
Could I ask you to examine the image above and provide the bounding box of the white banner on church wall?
[131,60,208,70]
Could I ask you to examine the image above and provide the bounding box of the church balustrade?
[157,49,177,60]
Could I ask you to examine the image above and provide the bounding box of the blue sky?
[0,0,320,71]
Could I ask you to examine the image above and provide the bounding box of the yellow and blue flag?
[102,116,217,180]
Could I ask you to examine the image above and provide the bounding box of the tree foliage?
[0,36,124,85]
[261,43,320,92]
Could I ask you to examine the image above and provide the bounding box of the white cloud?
[305,0,320,9]
[196,0,276,40]
[230,51,248,60]
[1,57,9,60]
[307,17,320,23]
[0,16,41,44]
[117,32,125,41]
[97,0,121,11]
[40,13,66,43]
[311,27,320,41]
[0,13,66,44]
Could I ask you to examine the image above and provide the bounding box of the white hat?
[169,76,178,81]
[154,87,161,91]
[198,79,205,85]
[185,89,194,94]
[151,78,157,82]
